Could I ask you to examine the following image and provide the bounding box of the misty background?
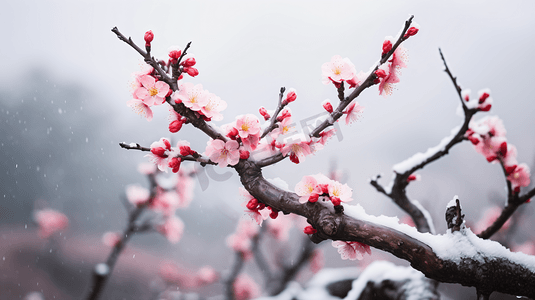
[1,1,534,299]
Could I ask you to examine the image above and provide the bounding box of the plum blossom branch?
[113,27,227,142]
[309,15,415,139]
[234,160,535,298]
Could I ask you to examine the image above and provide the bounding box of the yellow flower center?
[241,123,250,132]
[333,67,342,75]
[149,87,159,96]
[190,96,197,103]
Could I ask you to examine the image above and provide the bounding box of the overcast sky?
[1,0,535,273]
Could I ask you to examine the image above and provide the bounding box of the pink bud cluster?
[241,187,279,225]
[466,116,531,194]
[295,173,353,206]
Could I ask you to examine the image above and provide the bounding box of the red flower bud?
[179,145,195,156]
[468,136,480,145]
[184,67,199,77]
[479,104,492,112]
[289,153,300,164]
[403,27,419,39]
[169,50,182,60]
[303,225,317,235]
[246,198,259,210]
[163,139,171,150]
[227,127,239,139]
[285,91,297,104]
[322,101,333,113]
[505,165,517,176]
[144,30,154,46]
[486,155,497,163]
[308,193,319,203]
[239,150,250,160]
[375,69,387,78]
[182,57,196,67]
[407,174,417,182]
[331,197,341,206]
[382,40,392,55]
[151,147,167,158]
[479,92,490,104]
[259,107,270,121]
[168,157,182,173]
[268,207,279,219]
[169,120,183,133]
[257,203,266,210]
[499,141,508,157]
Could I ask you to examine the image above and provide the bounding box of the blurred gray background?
[1,1,534,299]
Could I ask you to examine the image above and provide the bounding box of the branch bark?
[234,160,535,298]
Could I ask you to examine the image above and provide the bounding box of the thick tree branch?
[234,160,535,298]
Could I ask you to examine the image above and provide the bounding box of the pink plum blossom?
[125,184,150,206]
[280,135,312,164]
[343,102,364,125]
[157,215,184,243]
[204,139,240,167]
[295,175,319,203]
[175,82,209,111]
[236,114,261,139]
[332,240,371,260]
[34,208,69,238]
[200,92,227,121]
[126,99,153,121]
[377,61,400,97]
[134,75,170,106]
[233,274,261,300]
[328,180,353,205]
[322,55,357,86]
[507,163,531,193]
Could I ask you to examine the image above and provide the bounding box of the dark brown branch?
[118,142,217,165]
[260,87,286,139]
[234,160,535,298]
